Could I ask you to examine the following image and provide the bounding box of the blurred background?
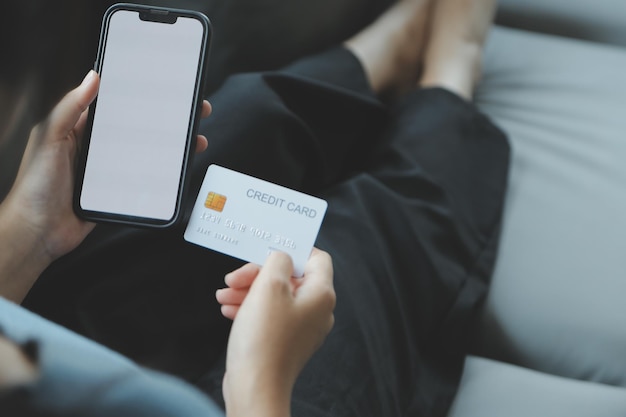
[0,0,393,199]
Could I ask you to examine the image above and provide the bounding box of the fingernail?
[81,70,96,86]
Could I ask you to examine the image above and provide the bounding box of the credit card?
[184,165,328,277]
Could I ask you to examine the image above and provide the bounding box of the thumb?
[47,70,100,139]
[252,252,294,297]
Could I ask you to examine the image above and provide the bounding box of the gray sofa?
[449,0,626,414]
[2,0,626,414]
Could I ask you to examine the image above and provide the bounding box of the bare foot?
[344,0,433,99]
[420,0,497,100]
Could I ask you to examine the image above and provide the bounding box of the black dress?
[24,47,510,417]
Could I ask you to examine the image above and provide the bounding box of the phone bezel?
[73,3,212,228]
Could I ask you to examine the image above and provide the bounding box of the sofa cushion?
[447,356,626,417]
[497,0,626,47]
[473,26,626,387]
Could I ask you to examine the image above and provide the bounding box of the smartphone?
[74,3,211,227]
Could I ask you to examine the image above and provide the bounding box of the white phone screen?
[80,10,204,221]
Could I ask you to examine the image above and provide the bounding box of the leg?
[290,1,507,415]
[310,0,507,416]
[298,90,508,417]
[199,1,506,415]
[420,0,497,99]
[345,0,432,99]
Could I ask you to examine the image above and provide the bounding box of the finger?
[252,251,294,295]
[195,135,208,153]
[201,100,212,118]
[72,108,90,142]
[48,71,100,139]
[225,263,260,289]
[265,251,294,272]
[260,252,294,282]
[297,249,335,307]
[221,304,240,320]
[290,276,304,291]
[304,249,334,289]
[216,288,249,306]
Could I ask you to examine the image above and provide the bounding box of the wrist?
[225,368,293,417]
[0,199,51,302]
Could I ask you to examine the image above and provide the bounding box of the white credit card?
[184,165,328,277]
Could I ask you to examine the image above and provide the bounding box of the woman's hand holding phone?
[3,71,100,267]
[0,71,100,302]
[0,71,212,302]
[217,249,335,417]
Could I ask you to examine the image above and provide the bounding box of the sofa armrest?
[473,25,626,387]
[448,356,626,417]
[497,0,626,47]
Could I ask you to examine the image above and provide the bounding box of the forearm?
[0,200,51,303]
[225,371,292,417]
[228,397,290,417]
